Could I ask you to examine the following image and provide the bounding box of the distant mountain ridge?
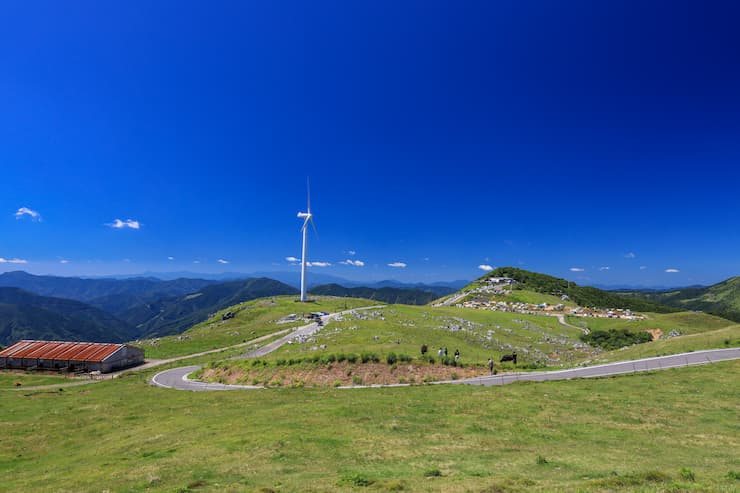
[309,284,446,305]
[118,278,298,338]
[0,271,218,310]
[0,287,135,345]
[619,276,740,322]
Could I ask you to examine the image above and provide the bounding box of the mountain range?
[617,276,740,323]
[1,269,738,347]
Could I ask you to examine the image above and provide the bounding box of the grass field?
[265,304,590,368]
[566,311,733,336]
[130,296,378,359]
[589,324,740,364]
[0,372,72,388]
[1,360,738,492]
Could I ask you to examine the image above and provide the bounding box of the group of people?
[420,344,461,362]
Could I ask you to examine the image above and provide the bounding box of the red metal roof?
[0,340,124,362]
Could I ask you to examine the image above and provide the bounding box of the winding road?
[152,341,740,392]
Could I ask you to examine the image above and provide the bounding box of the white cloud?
[168,256,174,261]
[388,262,407,268]
[193,260,201,264]
[570,267,585,272]
[107,218,140,229]
[665,268,680,273]
[15,207,41,221]
[59,259,70,264]
[217,259,229,264]
[599,266,611,271]
[340,259,365,266]
[348,250,356,256]
[640,266,647,270]
[0,257,28,264]
[285,256,300,263]
[624,252,636,259]
[478,264,494,271]
[307,261,331,267]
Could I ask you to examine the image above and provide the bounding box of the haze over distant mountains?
[1,269,738,347]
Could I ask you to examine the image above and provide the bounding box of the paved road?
[151,305,386,391]
[458,347,740,386]
[151,347,740,391]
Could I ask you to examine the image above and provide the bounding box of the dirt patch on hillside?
[201,361,490,387]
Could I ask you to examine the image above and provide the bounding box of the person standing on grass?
[488,358,494,374]
[454,349,460,362]
[438,347,444,358]
[421,344,428,355]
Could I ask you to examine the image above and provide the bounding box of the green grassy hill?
[621,276,740,322]
[132,295,378,359]
[468,267,678,313]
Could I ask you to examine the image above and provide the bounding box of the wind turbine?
[297,179,317,302]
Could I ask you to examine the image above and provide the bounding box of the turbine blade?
[310,216,318,238]
[301,216,310,231]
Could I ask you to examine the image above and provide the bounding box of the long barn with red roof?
[0,340,144,373]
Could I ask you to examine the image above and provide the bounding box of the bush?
[679,468,695,482]
[398,354,412,363]
[333,380,342,387]
[360,351,379,363]
[386,352,398,365]
[342,473,373,487]
[352,375,363,385]
[336,353,346,362]
[581,329,652,350]
[346,353,357,364]
[536,455,548,465]
[275,359,286,366]
[727,470,740,481]
[424,468,442,477]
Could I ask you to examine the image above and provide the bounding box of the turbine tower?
[297,179,317,302]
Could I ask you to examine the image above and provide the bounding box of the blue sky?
[1,1,739,286]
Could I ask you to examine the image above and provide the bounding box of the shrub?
[581,329,652,350]
[352,375,363,385]
[427,356,435,364]
[342,473,373,487]
[424,468,442,477]
[536,455,548,465]
[450,372,459,380]
[275,359,286,366]
[386,352,398,365]
[346,353,357,364]
[326,353,336,363]
[679,468,695,482]
[361,351,379,363]
[727,470,740,481]
[251,359,262,367]
[333,380,342,387]
[336,353,346,362]
[398,354,412,363]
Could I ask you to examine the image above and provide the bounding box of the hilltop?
[462,267,678,313]
[620,276,740,323]
[308,283,446,305]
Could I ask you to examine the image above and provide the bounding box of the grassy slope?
[469,267,677,313]
[265,304,588,367]
[590,324,740,364]
[130,296,378,359]
[566,311,733,336]
[1,361,738,492]
[623,276,740,323]
[0,372,71,388]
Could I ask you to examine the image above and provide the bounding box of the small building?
[0,340,145,373]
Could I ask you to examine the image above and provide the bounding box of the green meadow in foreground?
[1,360,738,492]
